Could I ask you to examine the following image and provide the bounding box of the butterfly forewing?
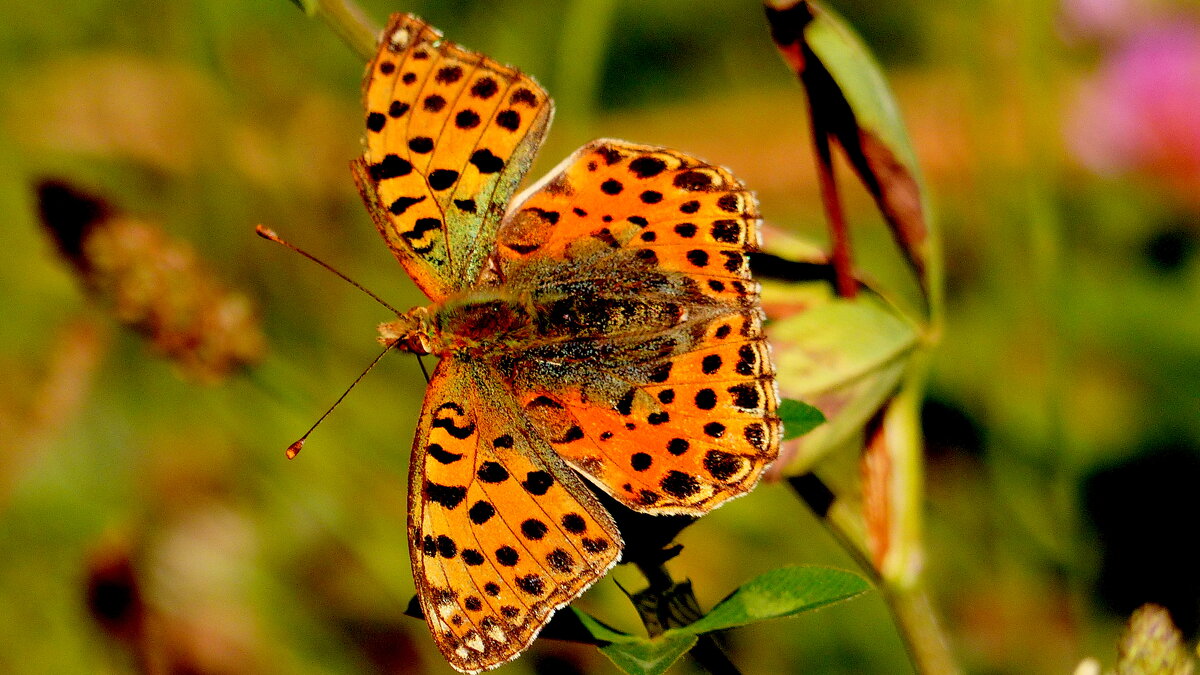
[355,13,553,301]
[496,140,782,515]
[411,357,623,673]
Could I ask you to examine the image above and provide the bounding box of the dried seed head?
[36,179,266,382]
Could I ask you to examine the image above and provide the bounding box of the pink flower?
[1067,21,1200,196]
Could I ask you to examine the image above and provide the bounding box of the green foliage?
[576,566,871,675]
[779,397,826,440]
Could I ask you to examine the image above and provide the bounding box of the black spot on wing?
[423,94,446,112]
[704,450,743,481]
[403,218,442,242]
[674,223,698,238]
[427,444,462,464]
[497,109,521,131]
[520,519,548,540]
[477,462,509,483]
[389,196,425,215]
[528,395,564,409]
[729,383,761,409]
[660,470,700,498]
[711,219,742,244]
[515,574,545,596]
[510,88,539,107]
[547,548,575,573]
[667,438,689,455]
[471,77,498,99]
[628,156,667,178]
[561,513,587,533]
[496,546,520,566]
[469,500,496,524]
[426,482,467,509]
[431,402,475,439]
[469,149,504,174]
[368,154,412,180]
[745,422,768,451]
[409,136,434,153]
[522,471,554,495]
[428,169,460,191]
[595,145,623,165]
[455,109,481,129]
[389,101,410,117]
[674,170,715,191]
[631,453,652,471]
[436,65,463,83]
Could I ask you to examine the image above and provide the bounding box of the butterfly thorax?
[379,290,537,357]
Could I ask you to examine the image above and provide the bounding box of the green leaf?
[571,607,634,643]
[682,566,870,635]
[765,290,918,473]
[570,567,869,674]
[599,634,698,675]
[780,398,826,440]
[571,610,696,675]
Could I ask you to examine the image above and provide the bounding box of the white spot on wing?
[389,27,410,50]
[466,633,486,652]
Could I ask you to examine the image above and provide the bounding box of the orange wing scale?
[496,139,781,514]
[411,358,622,673]
[355,14,552,301]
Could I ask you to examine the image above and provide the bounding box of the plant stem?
[689,635,742,675]
[788,473,960,674]
[299,0,378,61]
[808,112,857,299]
[631,560,743,675]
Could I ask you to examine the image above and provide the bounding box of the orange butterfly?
[354,14,780,672]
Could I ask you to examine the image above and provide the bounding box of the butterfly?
[352,14,781,673]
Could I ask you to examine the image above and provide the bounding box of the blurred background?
[1,0,1198,672]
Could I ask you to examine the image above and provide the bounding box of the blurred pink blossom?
[1067,20,1200,197]
[1061,0,1143,38]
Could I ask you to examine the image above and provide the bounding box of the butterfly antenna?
[284,340,399,459]
[256,225,402,316]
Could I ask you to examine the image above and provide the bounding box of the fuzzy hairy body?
[381,244,738,410]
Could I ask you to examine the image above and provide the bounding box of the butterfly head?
[378,306,437,355]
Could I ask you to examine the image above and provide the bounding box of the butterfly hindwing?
[410,356,623,672]
[354,13,553,301]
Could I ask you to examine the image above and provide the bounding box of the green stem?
[788,473,960,674]
[884,583,961,675]
[293,0,378,61]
